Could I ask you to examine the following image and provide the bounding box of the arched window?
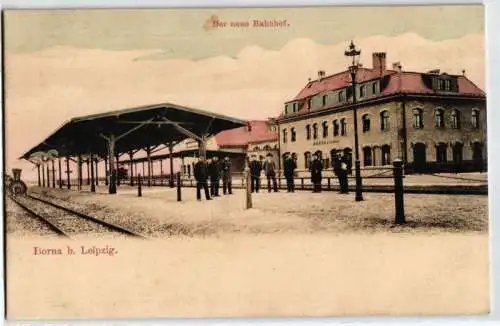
[322,121,328,138]
[413,108,423,129]
[436,143,447,163]
[304,152,311,169]
[435,109,444,128]
[380,111,389,131]
[312,123,318,139]
[363,147,373,166]
[381,145,391,165]
[333,120,339,136]
[451,109,461,129]
[291,127,296,142]
[340,118,347,136]
[253,146,260,151]
[263,145,271,151]
[362,114,370,132]
[472,109,480,129]
[306,124,311,140]
[282,129,288,143]
[322,95,328,106]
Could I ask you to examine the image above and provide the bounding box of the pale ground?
[7,185,490,319]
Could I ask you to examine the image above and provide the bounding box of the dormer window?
[322,95,328,106]
[359,85,366,98]
[372,82,378,95]
[438,79,446,90]
[338,91,345,102]
[444,80,451,91]
[293,102,299,112]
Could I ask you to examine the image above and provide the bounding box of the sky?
[4,5,485,180]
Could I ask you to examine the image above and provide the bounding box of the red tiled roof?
[214,120,278,147]
[293,68,395,101]
[278,68,485,120]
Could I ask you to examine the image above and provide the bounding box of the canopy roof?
[127,148,246,164]
[21,103,248,160]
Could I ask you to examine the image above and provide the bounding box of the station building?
[277,52,487,175]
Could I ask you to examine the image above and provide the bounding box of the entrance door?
[413,143,426,173]
[472,142,483,171]
[452,143,463,172]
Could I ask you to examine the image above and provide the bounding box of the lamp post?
[344,40,364,201]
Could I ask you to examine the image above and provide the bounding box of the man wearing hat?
[263,153,278,192]
[208,156,221,197]
[310,153,323,193]
[283,153,297,192]
[194,156,211,201]
[333,152,349,194]
[221,156,233,195]
[248,154,263,193]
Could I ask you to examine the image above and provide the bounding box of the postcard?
[3,5,488,320]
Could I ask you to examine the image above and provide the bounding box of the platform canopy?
[127,148,247,164]
[21,103,248,159]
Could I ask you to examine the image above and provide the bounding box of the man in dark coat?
[249,155,262,193]
[333,153,349,194]
[194,156,211,201]
[310,154,323,193]
[283,153,297,192]
[208,156,221,197]
[221,156,232,195]
[263,154,278,193]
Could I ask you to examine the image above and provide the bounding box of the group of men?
[193,156,233,201]
[193,151,351,200]
[248,154,279,193]
[308,152,350,194]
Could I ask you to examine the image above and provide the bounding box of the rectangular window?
[359,85,366,98]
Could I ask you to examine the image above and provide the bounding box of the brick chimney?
[372,52,386,76]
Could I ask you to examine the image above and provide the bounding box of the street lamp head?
[344,40,361,68]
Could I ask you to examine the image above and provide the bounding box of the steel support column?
[66,157,71,189]
[86,159,90,185]
[37,164,41,187]
[95,158,99,186]
[169,144,174,188]
[58,158,62,188]
[129,151,134,187]
[41,162,45,187]
[46,163,50,188]
[90,152,95,192]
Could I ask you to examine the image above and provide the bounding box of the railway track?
[8,194,145,239]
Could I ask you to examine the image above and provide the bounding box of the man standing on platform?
[310,153,323,193]
[194,156,211,201]
[263,154,278,193]
[209,156,221,197]
[333,153,349,194]
[221,156,232,195]
[283,153,297,192]
[249,154,262,193]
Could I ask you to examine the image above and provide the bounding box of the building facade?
[277,52,486,175]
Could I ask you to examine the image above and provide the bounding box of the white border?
[0,1,497,325]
